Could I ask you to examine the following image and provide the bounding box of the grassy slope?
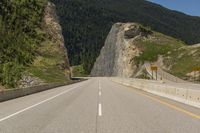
[28,39,69,83]
[134,31,184,63]
[134,28,200,80]
[0,0,48,88]
[71,65,88,77]
[164,45,200,79]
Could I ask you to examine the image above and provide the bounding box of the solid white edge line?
[98,103,102,116]
[0,86,80,122]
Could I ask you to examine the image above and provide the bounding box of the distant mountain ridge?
[52,0,200,73]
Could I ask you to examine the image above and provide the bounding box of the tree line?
[52,0,200,74]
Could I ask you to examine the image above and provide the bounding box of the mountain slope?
[52,0,200,73]
[0,0,70,88]
[91,23,200,81]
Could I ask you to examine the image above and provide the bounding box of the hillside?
[0,0,70,88]
[163,43,200,81]
[91,23,200,81]
[51,0,200,74]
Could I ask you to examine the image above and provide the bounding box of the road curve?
[0,78,199,133]
[144,62,187,83]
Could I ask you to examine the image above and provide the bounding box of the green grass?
[134,31,184,65]
[134,41,176,64]
[28,66,67,83]
[27,40,69,83]
[132,29,200,80]
[164,47,200,79]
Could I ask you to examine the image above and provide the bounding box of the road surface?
[0,78,199,133]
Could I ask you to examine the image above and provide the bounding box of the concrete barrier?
[0,80,81,102]
[111,77,200,108]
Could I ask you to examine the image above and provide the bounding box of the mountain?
[51,0,200,74]
[91,23,200,81]
[0,0,70,88]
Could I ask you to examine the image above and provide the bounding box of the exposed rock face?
[44,2,64,47]
[18,75,43,88]
[91,23,150,77]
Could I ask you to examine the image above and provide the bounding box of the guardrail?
[0,80,81,102]
[111,78,200,108]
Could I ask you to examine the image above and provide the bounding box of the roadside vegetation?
[164,46,200,80]
[0,0,70,88]
[134,41,174,63]
[27,40,69,83]
[134,31,184,64]
[0,0,47,88]
[133,28,200,80]
[71,65,88,77]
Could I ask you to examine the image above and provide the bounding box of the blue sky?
[147,0,200,16]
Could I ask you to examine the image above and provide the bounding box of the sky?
[147,0,200,17]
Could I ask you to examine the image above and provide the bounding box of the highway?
[0,78,199,133]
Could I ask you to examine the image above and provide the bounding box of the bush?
[2,62,23,88]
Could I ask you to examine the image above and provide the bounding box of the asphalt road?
[0,78,199,133]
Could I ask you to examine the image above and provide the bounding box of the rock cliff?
[91,23,151,77]
[91,22,200,81]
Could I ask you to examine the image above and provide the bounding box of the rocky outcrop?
[43,2,70,74]
[91,23,151,77]
[44,2,64,47]
[18,75,43,88]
